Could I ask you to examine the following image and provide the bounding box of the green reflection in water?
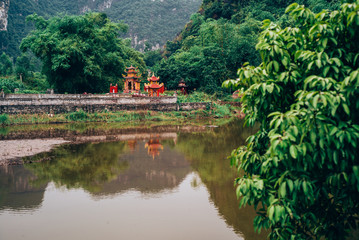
[172,119,267,239]
[0,166,46,211]
[25,142,130,193]
[17,119,266,239]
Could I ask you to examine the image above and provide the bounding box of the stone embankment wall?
[0,94,210,114]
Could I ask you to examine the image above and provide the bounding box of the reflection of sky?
[0,173,243,240]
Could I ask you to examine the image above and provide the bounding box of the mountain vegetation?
[0,0,201,58]
[154,0,340,94]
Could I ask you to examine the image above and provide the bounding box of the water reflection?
[0,165,46,212]
[0,120,266,240]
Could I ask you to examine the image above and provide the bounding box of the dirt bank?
[0,138,69,165]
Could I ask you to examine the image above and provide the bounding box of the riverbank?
[0,138,70,165]
[0,119,240,165]
[0,103,242,126]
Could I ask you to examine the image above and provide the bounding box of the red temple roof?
[148,74,160,82]
[148,83,162,89]
[126,65,137,70]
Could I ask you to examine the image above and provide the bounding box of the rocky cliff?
[0,0,9,31]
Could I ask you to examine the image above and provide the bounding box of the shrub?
[0,76,24,93]
[66,109,89,121]
[0,113,10,125]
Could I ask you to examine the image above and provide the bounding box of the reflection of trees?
[25,142,130,193]
[175,119,256,183]
[24,139,191,197]
[174,119,267,240]
[0,165,46,211]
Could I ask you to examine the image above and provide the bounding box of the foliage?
[211,103,233,118]
[0,114,10,126]
[157,18,260,93]
[66,109,90,121]
[144,50,163,68]
[157,0,341,94]
[23,72,50,92]
[0,76,24,93]
[1,0,201,58]
[20,12,146,93]
[0,53,13,76]
[223,1,359,239]
[14,53,33,82]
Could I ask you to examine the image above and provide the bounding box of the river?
[0,120,267,240]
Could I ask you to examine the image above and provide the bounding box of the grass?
[0,104,241,126]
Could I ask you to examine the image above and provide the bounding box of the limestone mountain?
[0,0,201,58]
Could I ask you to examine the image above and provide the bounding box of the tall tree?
[224,1,359,239]
[15,54,33,82]
[20,13,145,93]
[0,52,13,76]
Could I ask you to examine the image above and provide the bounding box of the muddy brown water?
[0,120,267,240]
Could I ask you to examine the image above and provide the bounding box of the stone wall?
[0,94,211,114]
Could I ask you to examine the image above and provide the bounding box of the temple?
[109,83,118,93]
[178,79,188,95]
[144,74,164,97]
[123,66,141,93]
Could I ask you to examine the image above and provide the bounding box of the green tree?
[15,53,33,82]
[144,49,163,68]
[20,13,145,93]
[158,18,260,93]
[223,1,359,239]
[0,52,13,76]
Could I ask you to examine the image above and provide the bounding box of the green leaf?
[302,181,308,194]
[287,180,294,193]
[353,166,359,182]
[343,103,350,115]
[280,182,287,198]
[273,61,280,72]
[290,145,298,159]
[268,206,275,221]
[313,94,320,108]
[323,66,330,77]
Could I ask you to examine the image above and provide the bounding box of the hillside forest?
[0,0,341,94]
[0,0,201,57]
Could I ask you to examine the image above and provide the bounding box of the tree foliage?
[20,13,145,93]
[1,0,201,58]
[223,1,359,239]
[157,0,340,94]
[157,17,261,93]
[0,53,13,76]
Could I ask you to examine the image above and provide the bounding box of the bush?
[17,89,40,94]
[66,109,89,121]
[0,114,10,125]
[212,103,232,118]
[0,76,24,93]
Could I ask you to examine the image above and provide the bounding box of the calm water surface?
[0,120,266,240]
